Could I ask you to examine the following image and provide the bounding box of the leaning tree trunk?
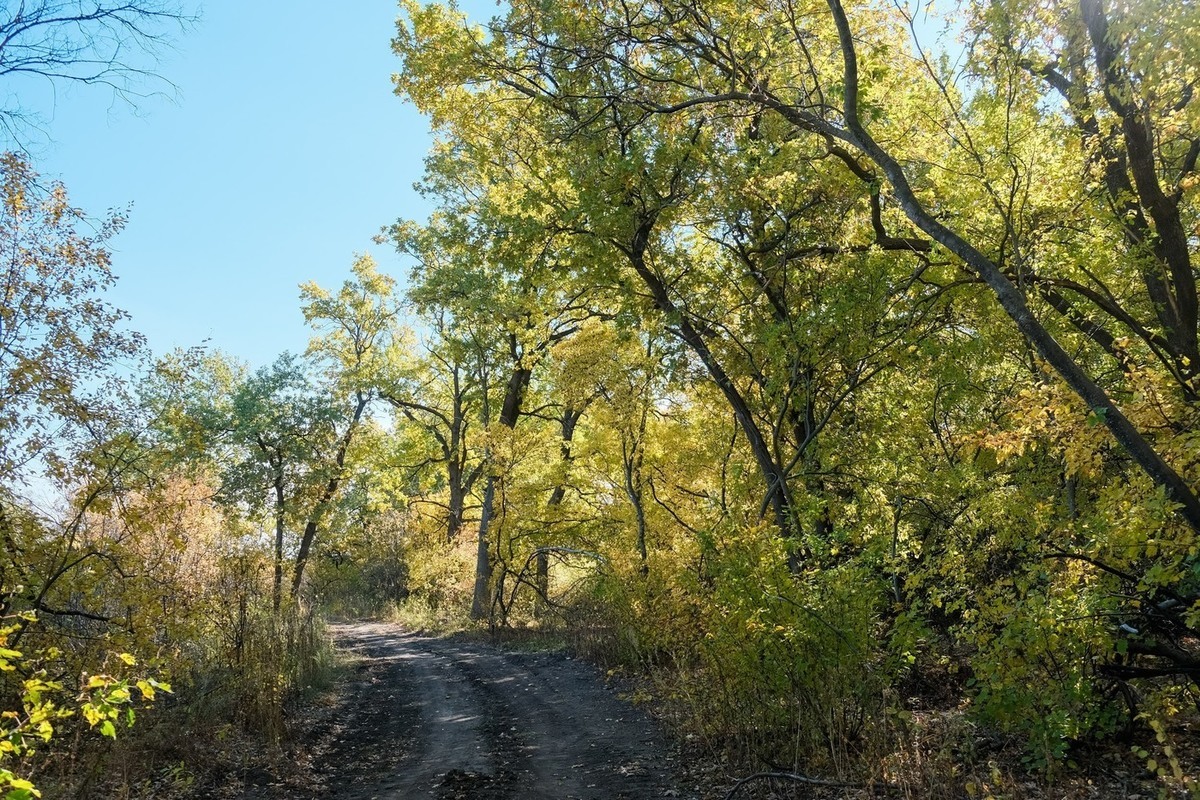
[622,217,799,550]
[290,392,369,602]
[815,0,1200,534]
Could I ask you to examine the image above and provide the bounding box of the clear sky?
[23,0,498,370]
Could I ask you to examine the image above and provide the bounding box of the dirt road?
[285,621,691,799]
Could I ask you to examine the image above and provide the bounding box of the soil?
[243,621,697,800]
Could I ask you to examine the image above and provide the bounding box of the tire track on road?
[310,621,684,799]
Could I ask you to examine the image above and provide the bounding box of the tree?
[224,354,338,613]
[391,0,1200,770]
[385,323,488,543]
[147,258,400,611]
[0,149,147,629]
[0,153,181,796]
[394,0,941,571]
[0,0,195,144]
[385,136,617,617]
[0,152,142,484]
[292,255,398,601]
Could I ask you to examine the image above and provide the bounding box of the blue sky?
[24,0,498,370]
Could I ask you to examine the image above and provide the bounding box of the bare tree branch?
[0,0,196,147]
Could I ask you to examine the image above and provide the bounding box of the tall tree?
[386,172,609,618]
[0,152,142,484]
[394,1,942,570]
[292,255,399,600]
[225,354,337,613]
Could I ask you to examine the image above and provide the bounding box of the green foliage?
[0,152,365,792]
[387,0,1200,788]
[0,617,170,798]
[0,152,143,485]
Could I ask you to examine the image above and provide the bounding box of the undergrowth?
[560,571,1200,800]
[24,605,342,799]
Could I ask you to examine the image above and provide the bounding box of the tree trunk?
[470,476,498,618]
[535,405,585,612]
[447,459,466,542]
[291,392,369,602]
[622,404,651,577]
[470,365,531,620]
[272,474,285,614]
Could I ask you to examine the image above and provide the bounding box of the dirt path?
[277,621,693,799]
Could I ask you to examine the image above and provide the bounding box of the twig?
[722,771,859,799]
